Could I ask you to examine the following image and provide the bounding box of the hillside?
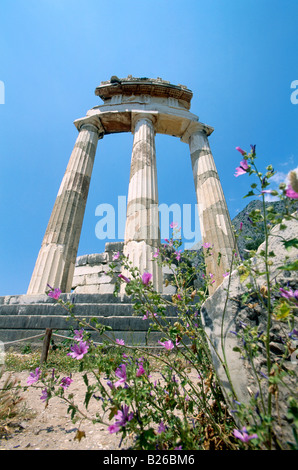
[231,198,298,258]
[187,198,297,288]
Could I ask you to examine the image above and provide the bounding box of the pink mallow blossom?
[280,288,298,302]
[114,364,127,388]
[73,329,84,342]
[286,185,298,199]
[108,405,133,434]
[233,427,258,443]
[136,363,145,377]
[158,340,174,350]
[113,251,120,260]
[47,285,61,300]
[67,341,89,360]
[203,242,211,249]
[60,376,73,390]
[234,159,249,177]
[142,311,158,320]
[236,146,246,156]
[116,338,125,345]
[118,274,130,283]
[158,421,166,433]
[27,367,41,385]
[40,388,49,402]
[142,272,152,285]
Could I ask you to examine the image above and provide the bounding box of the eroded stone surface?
[201,215,298,448]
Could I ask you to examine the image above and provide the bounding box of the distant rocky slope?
[231,198,298,258]
[188,198,298,288]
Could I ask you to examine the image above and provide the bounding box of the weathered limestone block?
[201,215,298,448]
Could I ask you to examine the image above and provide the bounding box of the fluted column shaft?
[189,130,237,292]
[123,114,162,291]
[27,123,101,294]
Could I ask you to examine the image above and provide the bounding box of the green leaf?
[274,301,291,320]
[243,190,256,199]
[83,373,89,387]
[283,238,298,251]
[278,260,298,271]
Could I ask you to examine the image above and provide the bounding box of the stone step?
[0,314,177,331]
[0,328,168,348]
[0,293,197,348]
[0,302,179,317]
[0,293,179,306]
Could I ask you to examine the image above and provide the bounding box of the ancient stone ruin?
[0,76,237,346]
[27,75,236,296]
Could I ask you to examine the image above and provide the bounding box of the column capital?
[73,116,105,139]
[131,111,158,133]
[180,120,214,143]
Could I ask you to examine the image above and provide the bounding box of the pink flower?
[233,427,258,443]
[223,271,230,278]
[118,274,130,283]
[116,338,125,345]
[142,311,158,320]
[158,421,166,433]
[136,364,145,377]
[47,286,61,300]
[142,272,152,285]
[170,222,178,229]
[286,185,298,199]
[203,242,211,249]
[40,388,49,402]
[236,146,246,156]
[175,250,181,261]
[67,341,89,360]
[108,405,133,434]
[27,367,41,385]
[240,222,243,231]
[60,376,73,390]
[108,423,120,434]
[73,329,84,342]
[234,160,249,177]
[113,251,120,260]
[114,364,127,388]
[280,288,298,301]
[158,340,174,350]
[153,249,159,258]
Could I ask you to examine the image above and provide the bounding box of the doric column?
[189,130,237,292]
[27,120,103,294]
[122,113,162,292]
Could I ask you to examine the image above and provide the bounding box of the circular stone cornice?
[95,76,193,110]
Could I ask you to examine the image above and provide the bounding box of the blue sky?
[0,0,297,295]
